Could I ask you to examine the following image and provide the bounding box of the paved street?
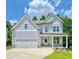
[6,48,53,59]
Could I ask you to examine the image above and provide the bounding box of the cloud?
[56,9,64,14]
[52,0,61,7]
[9,19,17,25]
[24,7,28,14]
[26,0,57,18]
[64,8,72,18]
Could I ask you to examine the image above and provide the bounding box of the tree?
[32,16,37,20]
[60,16,72,49]
[6,20,12,46]
[60,16,72,34]
[40,15,46,20]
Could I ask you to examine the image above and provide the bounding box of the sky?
[6,0,72,25]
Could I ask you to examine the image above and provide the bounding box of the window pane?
[25,24,27,29]
[54,39,55,43]
[53,26,56,31]
[53,26,59,32]
[57,26,59,32]
[57,37,59,43]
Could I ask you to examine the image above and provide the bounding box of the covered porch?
[40,33,68,48]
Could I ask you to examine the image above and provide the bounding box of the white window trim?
[53,26,60,32]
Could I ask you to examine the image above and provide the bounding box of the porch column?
[12,31,16,48]
[66,35,68,48]
[60,37,63,47]
[38,36,41,48]
[12,31,14,47]
[52,36,53,47]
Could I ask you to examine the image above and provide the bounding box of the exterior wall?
[38,31,41,47]
[52,36,63,47]
[41,36,64,48]
[41,36,52,47]
[12,31,15,47]
[49,23,52,32]
[12,18,40,48]
[41,23,50,33]
[15,31,38,39]
[59,37,63,47]
[17,19,36,30]
[12,15,65,48]
[39,21,63,33]
[53,21,63,33]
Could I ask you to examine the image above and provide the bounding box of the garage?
[13,31,39,48]
[16,39,38,48]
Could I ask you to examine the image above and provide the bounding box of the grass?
[6,45,12,49]
[44,51,72,59]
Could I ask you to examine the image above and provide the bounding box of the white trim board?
[16,30,38,31]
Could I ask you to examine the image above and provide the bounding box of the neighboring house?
[11,13,68,48]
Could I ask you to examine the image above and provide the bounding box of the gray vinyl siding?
[12,15,40,48]
[41,21,63,33]
[16,18,36,30]
[12,15,64,48]
[15,31,38,39]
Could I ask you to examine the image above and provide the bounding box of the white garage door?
[16,39,38,48]
[14,31,39,48]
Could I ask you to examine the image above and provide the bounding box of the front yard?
[44,51,72,59]
[6,46,72,59]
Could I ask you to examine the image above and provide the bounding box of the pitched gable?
[46,16,63,23]
[11,15,40,30]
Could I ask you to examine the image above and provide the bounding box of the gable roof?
[11,14,40,30]
[46,16,63,23]
[11,13,63,31]
[32,13,63,24]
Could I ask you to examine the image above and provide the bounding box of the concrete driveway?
[6,48,53,59]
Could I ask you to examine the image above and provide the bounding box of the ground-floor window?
[54,37,59,44]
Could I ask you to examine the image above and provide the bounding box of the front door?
[44,39,48,46]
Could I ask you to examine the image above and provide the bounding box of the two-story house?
[11,13,68,48]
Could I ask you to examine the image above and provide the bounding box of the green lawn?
[44,51,72,59]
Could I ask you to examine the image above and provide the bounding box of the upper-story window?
[25,24,27,29]
[53,26,59,32]
[57,26,59,31]
[45,27,48,32]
